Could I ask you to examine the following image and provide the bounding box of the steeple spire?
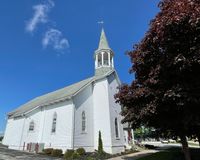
[94,28,114,76]
[98,28,110,50]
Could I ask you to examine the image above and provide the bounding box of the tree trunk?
[180,135,191,160]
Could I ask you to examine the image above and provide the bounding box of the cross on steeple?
[97,20,104,25]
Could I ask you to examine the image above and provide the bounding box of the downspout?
[71,99,76,149]
[19,114,26,150]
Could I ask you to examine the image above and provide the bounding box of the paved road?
[0,147,63,160]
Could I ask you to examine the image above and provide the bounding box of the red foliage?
[116,1,200,159]
[116,0,200,135]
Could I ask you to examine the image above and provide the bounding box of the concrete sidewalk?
[108,150,158,160]
[0,147,62,160]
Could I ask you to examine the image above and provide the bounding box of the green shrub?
[98,131,103,154]
[0,136,3,141]
[76,148,86,155]
[86,157,95,160]
[64,149,74,159]
[51,149,63,157]
[43,148,53,155]
[71,152,80,159]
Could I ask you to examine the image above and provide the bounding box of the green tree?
[115,1,200,160]
[98,131,103,154]
[0,136,3,142]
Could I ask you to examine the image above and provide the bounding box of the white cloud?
[26,0,70,53]
[26,0,54,32]
[42,28,69,52]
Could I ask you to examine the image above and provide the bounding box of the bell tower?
[94,28,114,76]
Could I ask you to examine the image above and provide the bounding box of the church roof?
[97,28,110,50]
[8,70,116,118]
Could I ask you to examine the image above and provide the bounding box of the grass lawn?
[137,148,200,160]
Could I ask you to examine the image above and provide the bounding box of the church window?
[103,52,109,65]
[115,118,119,138]
[29,121,35,131]
[51,112,57,133]
[82,111,86,132]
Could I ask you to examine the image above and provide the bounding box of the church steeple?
[94,28,114,76]
[98,28,110,50]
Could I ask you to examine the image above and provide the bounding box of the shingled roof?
[8,70,116,118]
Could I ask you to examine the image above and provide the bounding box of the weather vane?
[98,21,104,27]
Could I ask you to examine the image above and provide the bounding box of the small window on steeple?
[98,54,102,67]
[104,52,109,66]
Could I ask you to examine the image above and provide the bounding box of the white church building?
[3,29,134,154]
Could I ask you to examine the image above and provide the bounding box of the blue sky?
[0,0,160,132]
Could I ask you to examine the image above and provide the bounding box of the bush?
[86,157,95,160]
[96,151,111,159]
[71,152,80,159]
[51,149,63,157]
[98,131,103,154]
[0,136,3,142]
[43,148,53,155]
[76,148,86,155]
[64,149,74,159]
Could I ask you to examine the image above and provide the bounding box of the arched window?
[98,54,102,67]
[29,121,35,131]
[115,118,119,138]
[51,112,57,133]
[103,52,109,65]
[82,111,86,132]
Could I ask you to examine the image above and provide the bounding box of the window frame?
[97,54,102,67]
[115,118,120,139]
[51,112,57,134]
[29,120,35,132]
[81,111,86,133]
[103,52,109,66]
